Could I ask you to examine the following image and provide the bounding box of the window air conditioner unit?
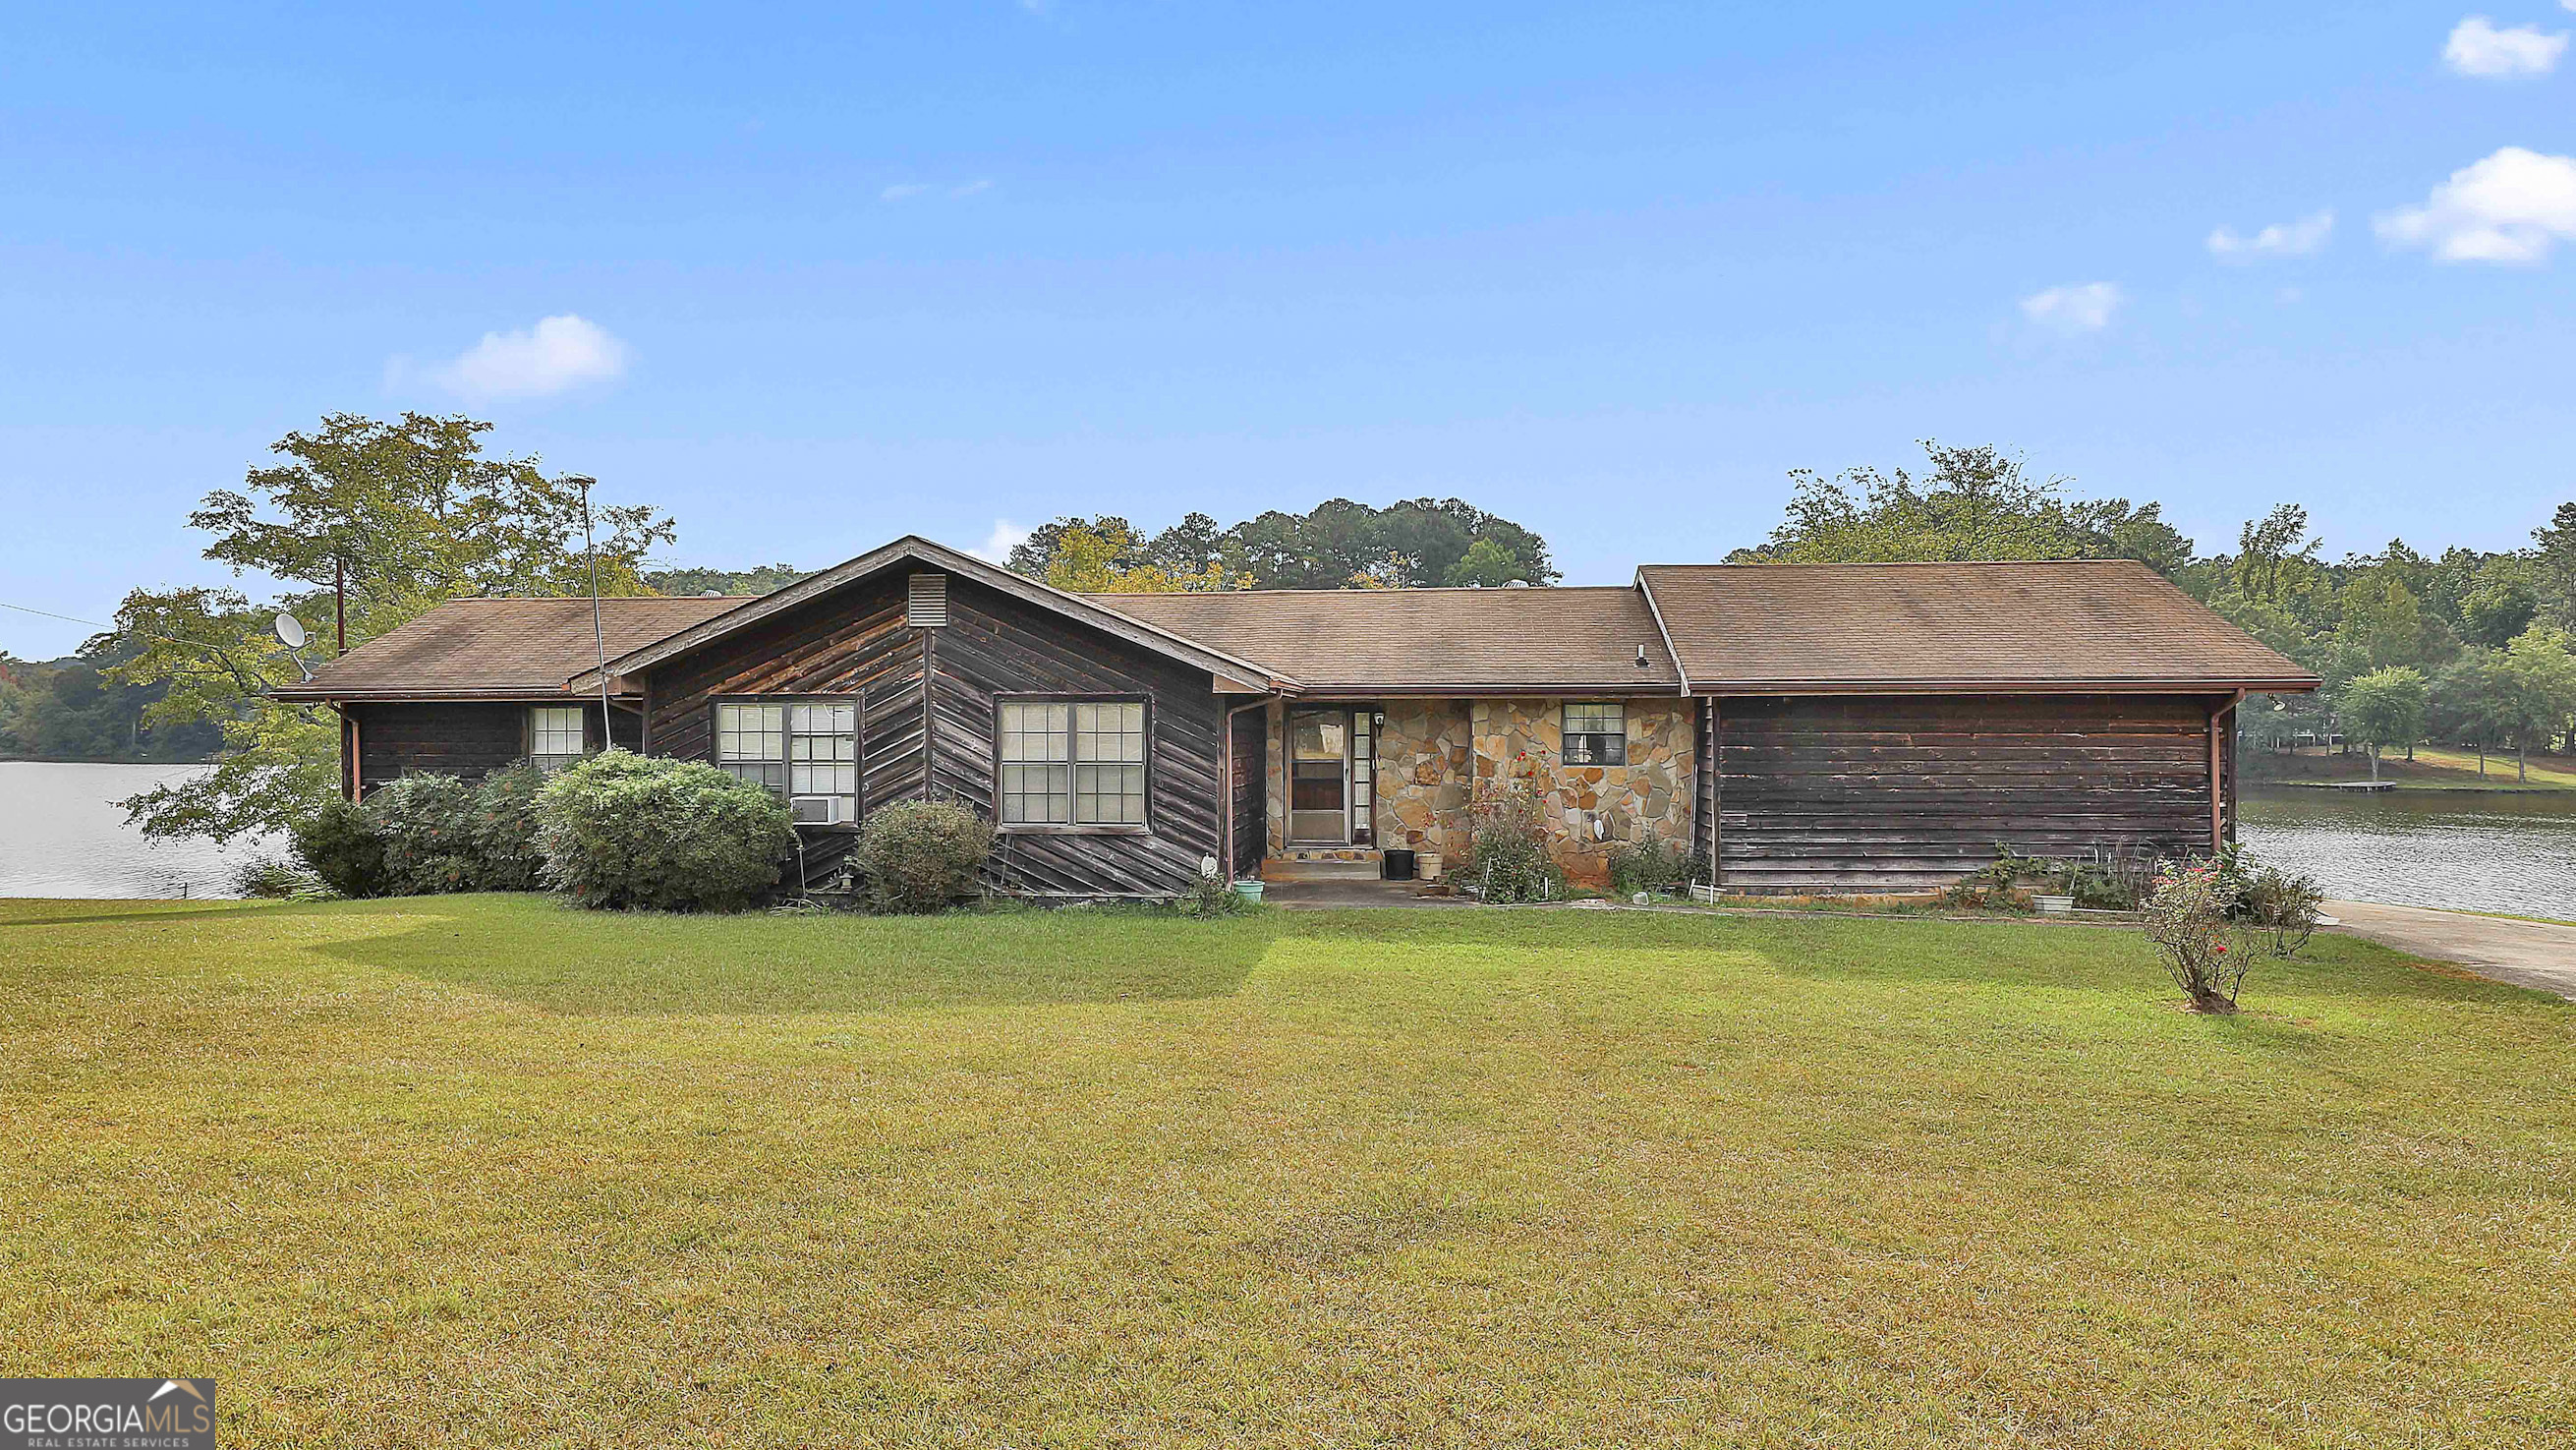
[790,796,840,825]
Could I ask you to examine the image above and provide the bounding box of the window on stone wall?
[1562,702,1627,766]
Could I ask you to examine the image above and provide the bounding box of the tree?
[1041,523,1242,593]
[1005,499,1557,591]
[2233,504,2318,606]
[1730,441,2195,571]
[2497,625,2576,783]
[2534,501,2576,631]
[2338,667,2428,783]
[2433,650,2516,778]
[1443,537,1526,587]
[644,563,806,597]
[111,413,675,842]
[2458,556,2541,648]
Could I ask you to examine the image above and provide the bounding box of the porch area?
[1247,696,1698,890]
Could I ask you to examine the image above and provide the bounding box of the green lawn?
[3,896,2571,1447]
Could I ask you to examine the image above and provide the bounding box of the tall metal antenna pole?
[572,475,612,748]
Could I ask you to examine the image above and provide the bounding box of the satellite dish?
[274,613,307,650]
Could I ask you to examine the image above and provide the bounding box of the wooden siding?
[352,701,528,790]
[346,700,635,797]
[1715,693,2222,894]
[638,568,1225,898]
[1229,705,1267,879]
[936,575,1225,897]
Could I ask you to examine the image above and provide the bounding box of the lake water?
[4,762,2574,915]
[0,762,277,899]
[2241,787,2576,922]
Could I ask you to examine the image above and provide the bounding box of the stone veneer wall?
[1369,697,1693,886]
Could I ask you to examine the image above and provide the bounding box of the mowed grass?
[2254,744,2576,791]
[2,897,2572,1448]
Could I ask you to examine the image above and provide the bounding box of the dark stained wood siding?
[935,575,1224,897]
[637,567,1224,898]
[1230,704,1266,879]
[1716,693,2222,894]
[352,702,527,790]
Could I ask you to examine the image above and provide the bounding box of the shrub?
[230,854,319,899]
[363,774,484,896]
[1469,783,1564,904]
[2138,859,2250,1013]
[2241,862,2325,957]
[1607,835,1698,896]
[469,761,549,892]
[290,796,389,899]
[1174,855,1244,917]
[850,800,994,914]
[536,750,796,911]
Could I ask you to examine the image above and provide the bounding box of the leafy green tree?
[2434,651,2517,778]
[2497,625,2576,782]
[644,563,805,597]
[1006,500,1556,590]
[1731,442,2195,573]
[112,413,674,842]
[2338,667,2428,783]
[2534,502,2576,631]
[1443,537,1526,587]
[2458,555,2541,647]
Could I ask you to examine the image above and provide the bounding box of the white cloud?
[2448,18,2565,76]
[2444,16,2567,77]
[970,519,1030,564]
[2376,145,2576,261]
[2207,210,2334,261]
[419,315,626,400]
[2019,281,2122,332]
[880,183,933,201]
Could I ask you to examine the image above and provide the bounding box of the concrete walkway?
[2326,899,2576,999]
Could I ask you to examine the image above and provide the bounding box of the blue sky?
[5,1,2574,656]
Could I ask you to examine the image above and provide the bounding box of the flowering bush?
[1469,779,1563,904]
[2138,859,2251,1013]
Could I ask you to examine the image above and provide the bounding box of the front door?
[1288,707,1368,844]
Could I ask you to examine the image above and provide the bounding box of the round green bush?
[290,796,389,899]
[535,750,795,911]
[363,773,483,896]
[469,760,549,892]
[850,800,994,913]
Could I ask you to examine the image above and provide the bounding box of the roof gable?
[570,536,1297,692]
[271,595,753,702]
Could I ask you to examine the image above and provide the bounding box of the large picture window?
[715,699,860,824]
[1562,702,1627,766]
[529,706,588,773]
[1000,698,1146,828]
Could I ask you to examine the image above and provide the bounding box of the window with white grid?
[530,706,588,773]
[1000,699,1147,827]
[715,702,785,796]
[788,701,858,823]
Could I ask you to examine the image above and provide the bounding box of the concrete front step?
[1262,857,1385,883]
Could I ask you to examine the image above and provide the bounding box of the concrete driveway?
[2326,899,2576,1000]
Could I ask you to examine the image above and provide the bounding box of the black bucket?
[1382,848,1417,881]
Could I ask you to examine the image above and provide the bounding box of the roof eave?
[1684,676,2323,696]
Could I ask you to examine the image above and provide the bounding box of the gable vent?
[907,572,948,628]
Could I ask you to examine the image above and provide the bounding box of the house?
[270,535,2320,897]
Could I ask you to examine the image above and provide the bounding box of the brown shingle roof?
[1633,560,2319,693]
[1082,587,1683,693]
[272,596,753,701]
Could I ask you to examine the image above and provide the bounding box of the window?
[1000,698,1146,828]
[530,706,588,773]
[788,702,857,823]
[1562,702,1627,766]
[716,700,858,823]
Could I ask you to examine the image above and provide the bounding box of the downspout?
[2208,690,2243,852]
[1633,569,1710,887]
